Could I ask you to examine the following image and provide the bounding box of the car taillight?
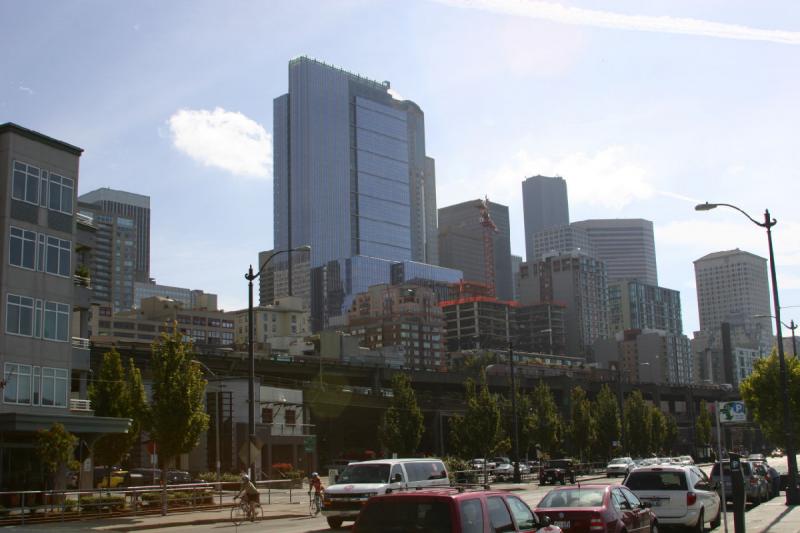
[590,513,605,531]
[687,492,697,506]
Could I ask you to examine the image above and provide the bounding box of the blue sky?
[3,0,800,335]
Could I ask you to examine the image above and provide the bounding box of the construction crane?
[477,196,499,297]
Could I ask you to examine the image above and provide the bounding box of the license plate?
[645,499,662,507]
[553,521,570,529]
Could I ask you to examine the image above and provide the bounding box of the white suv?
[624,465,721,531]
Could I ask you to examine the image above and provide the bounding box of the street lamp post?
[244,245,310,479]
[509,343,521,483]
[696,202,799,505]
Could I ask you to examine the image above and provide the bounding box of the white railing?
[69,398,92,411]
[71,337,90,349]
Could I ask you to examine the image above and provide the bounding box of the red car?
[535,484,658,533]
[353,488,562,533]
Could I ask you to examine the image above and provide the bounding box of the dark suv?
[353,488,561,533]
[539,459,576,486]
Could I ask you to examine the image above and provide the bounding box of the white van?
[321,458,449,529]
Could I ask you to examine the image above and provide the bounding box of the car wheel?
[710,503,721,529]
[326,517,343,529]
[692,508,704,533]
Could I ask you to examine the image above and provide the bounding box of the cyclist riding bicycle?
[237,473,260,508]
[310,472,324,495]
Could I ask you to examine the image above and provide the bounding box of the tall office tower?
[78,187,150,282]
[438,199,513,301]
[518,251,609,357]
[694,249,772,352]
[522,175,569,262]
[258,250,275,307]
[510,254,522,301]
[532,224,594,262]
[0,123,127,489]
[571,219,658,285]
[607,280,683,336]
[77,202,138,311]
[274,56,437,266]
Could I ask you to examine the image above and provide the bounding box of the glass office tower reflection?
[274,57,443,330]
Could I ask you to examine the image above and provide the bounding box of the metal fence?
[0,479,304,526]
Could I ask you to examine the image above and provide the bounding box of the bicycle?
[308,490,323,516]
[231,495,263,525]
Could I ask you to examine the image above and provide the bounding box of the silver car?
[606,457,635,478]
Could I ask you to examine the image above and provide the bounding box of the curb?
[106,513,307,531]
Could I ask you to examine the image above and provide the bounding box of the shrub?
[197,471,241,483]
[444,456,478,484]
[78,495,125,511]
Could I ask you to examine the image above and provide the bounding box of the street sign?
[719,401,747,423]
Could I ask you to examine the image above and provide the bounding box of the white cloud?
[168,107,271,178]
[18,85,34,95]
[486,145,654,210]
[434,0,800,45]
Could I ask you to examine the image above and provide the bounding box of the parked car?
[166,469,192,484]
[751,462,776,501]
[536,484,657,533]
[96,469,127,488]
[677,456,694,466]
[770,448,784,458]
[539,459,576,486]
[471,458,497,471]
[624,464,721,531]
[494,461,515,481]
[710,460,770,505]
[354,488,562,533]
[748,453,766,462]
[606,457,636,478]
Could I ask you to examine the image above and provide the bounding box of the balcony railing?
[69,398,92,411]
[71,337,90,350]
[265,422,315,436]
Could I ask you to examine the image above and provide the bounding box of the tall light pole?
[244,245,310,478]
[192,360,223,504]
[509,343,520,483]
[696,202,798,505]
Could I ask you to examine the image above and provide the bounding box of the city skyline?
[3,1,800,335]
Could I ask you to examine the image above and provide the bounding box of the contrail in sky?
[434,0,800,45]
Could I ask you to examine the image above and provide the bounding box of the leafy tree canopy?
[378,373,424,456]
[740,351,800,448]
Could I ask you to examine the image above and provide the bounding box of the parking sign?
[719,401,747,423]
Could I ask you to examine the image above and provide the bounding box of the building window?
[285,409,296,426]
[12,161,40,205]
[41,367,68,407]
[43,301,69,341]
[6,294,34,336]
[45,236,71,277]
[261,408,273,424]
[221,320,234,329]
[3,363,32,405]
[48,173,73,214]
[221,332,233,345]
[9,227,36,270]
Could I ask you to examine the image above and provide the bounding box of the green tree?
[89,348,148,485]
[741,351,800,449]
[649,407,667,455]
[148,325,209,473]
[623,390,652,457]
[566,386,595,461]
[36,423,78,489]
[695,400,713,447]
[530,381,562,458]
[593,384,621,460]
[377,373,424,456]
[450,372,509,462]
[510,390,537,460]
[663,414,680,455]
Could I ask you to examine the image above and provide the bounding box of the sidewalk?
[737,498,800,533]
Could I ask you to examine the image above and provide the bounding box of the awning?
[0,412,131,434]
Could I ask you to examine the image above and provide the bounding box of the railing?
[69,398,92,411]
[73,274,91,288]
[0,479,304,526]
[71,337,90,350]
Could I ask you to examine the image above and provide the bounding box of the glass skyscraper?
[273,57,444,330]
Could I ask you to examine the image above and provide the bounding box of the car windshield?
[610,459,628,464]
[625,471,688,491]
[338,464,391,484]
[357,500,452,533]
[539,488,605,508]
[547,460,571,468]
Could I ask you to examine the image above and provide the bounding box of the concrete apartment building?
[440,296,518,352]
[228,296,313,355]
[0,123,128,489]
[438,198,513,301]
[274,57,444,329]
[594,329,682,384]
[571,219,658,285]
[519,251,609,357]
[521,175,570,263]
[531,224,594,263]
[347,283,445,370]
[258,249,311,310]
[515,302,568,355]
[133,280,217,311]
[608,280,684,336]
[92,296,235,345]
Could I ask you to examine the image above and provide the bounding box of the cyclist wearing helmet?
[310,472,324,495]
[237,473,260,506]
